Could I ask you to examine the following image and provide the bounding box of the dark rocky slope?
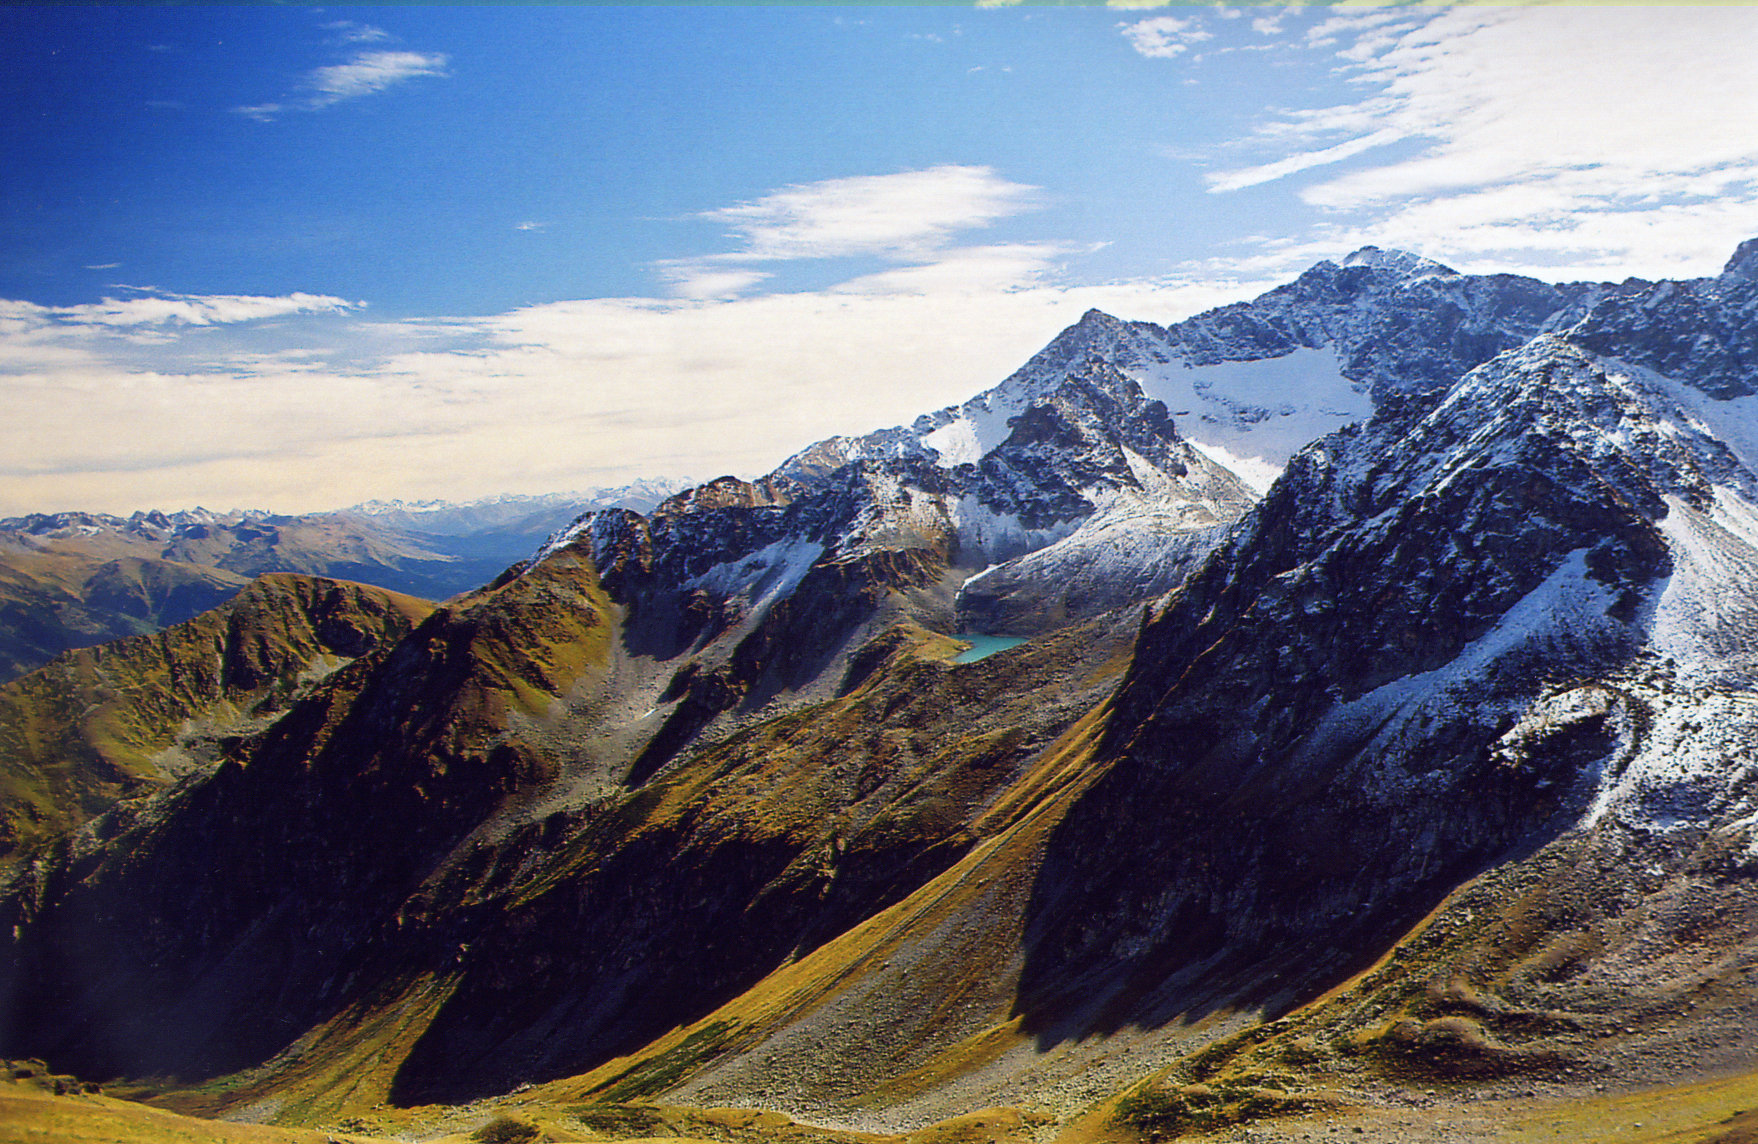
[1009,250,1758,1048]
[0,551,616,1083]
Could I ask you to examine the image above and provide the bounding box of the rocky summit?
[5,245,1758,1144]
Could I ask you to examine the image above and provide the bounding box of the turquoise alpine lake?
[953,635,1028,664]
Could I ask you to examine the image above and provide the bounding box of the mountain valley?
[5,244,1758,1144]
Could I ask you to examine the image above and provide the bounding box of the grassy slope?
[0,546,248,682]
[0,574,435,860]
[128,610,1132,1128]
[7,574,1758,1144]
[0,1066,357,1144]
[11,554,1757,1144]
[0,551,622,1110]
[537,697,1120,1112]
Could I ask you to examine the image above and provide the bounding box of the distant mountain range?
[5,242,1758,1144]
[0,481,682,682]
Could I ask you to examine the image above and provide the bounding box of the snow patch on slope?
[922,395,1027,469]
[1186,441,1286,496]
[1130,347,1369,491]
[1645,375,1758,477]
[947,494,1079,565]
[1568,489,1758,836]
[1649,491,1758,685]
[1294,550,1622,799]
[688,537,825,610]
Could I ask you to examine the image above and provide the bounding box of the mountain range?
[4,242,1758,1144]
[0,481,681,684]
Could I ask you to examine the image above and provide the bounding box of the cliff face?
[1017,337,1687,1031]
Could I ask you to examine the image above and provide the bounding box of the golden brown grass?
[0,1079,345,1144]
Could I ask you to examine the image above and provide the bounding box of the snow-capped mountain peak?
[1339,244,1456,281]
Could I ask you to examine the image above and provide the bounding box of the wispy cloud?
[9,290,355,333]
[325,21,392,44]
[1192,6,1758,281]
[308,51,448,106]
[657,165,1058,299]
[652,265,772,301]
[1206,127,1406,193]
[235,46,448,121]
[1121,15,1213,59]
[703,165,1042,261]
[1251,12,1286,37]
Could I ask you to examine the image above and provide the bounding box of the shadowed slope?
[375,615,1132,1108]
[0,574,433,863]
[0,553,617,1084]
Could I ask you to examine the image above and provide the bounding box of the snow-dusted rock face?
[1570,243,1758,401]
[1016,272,1758,1023]
[990,248,1633,490]
[540,358,1254,648]
[533,248,1642,653]
[516,356,1257,775]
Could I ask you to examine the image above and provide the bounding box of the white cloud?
[1205,6,1758,281]
[325,21,391,44]
[236,47,448,120]
[1121,15,1213,59]
[12,290,355,332]
[653,264,773,300]
[1303,9,1418,50]
[1206,127,1406,193]
[651,166,1054,300]
[308,50,449,105]
[0,160,1285,515]
[701,165,1043,262]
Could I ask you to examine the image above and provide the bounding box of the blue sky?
[5,4,1758,515]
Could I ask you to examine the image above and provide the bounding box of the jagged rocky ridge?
[517,357,1254,776]
[3,243,1758,1139]
[538,247,1642,655]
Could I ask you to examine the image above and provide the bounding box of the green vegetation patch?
[588,1021,739,1104]
[1112,1076,1337,1140]
[567,1103,674,1137]
[474,1114,544,1143]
